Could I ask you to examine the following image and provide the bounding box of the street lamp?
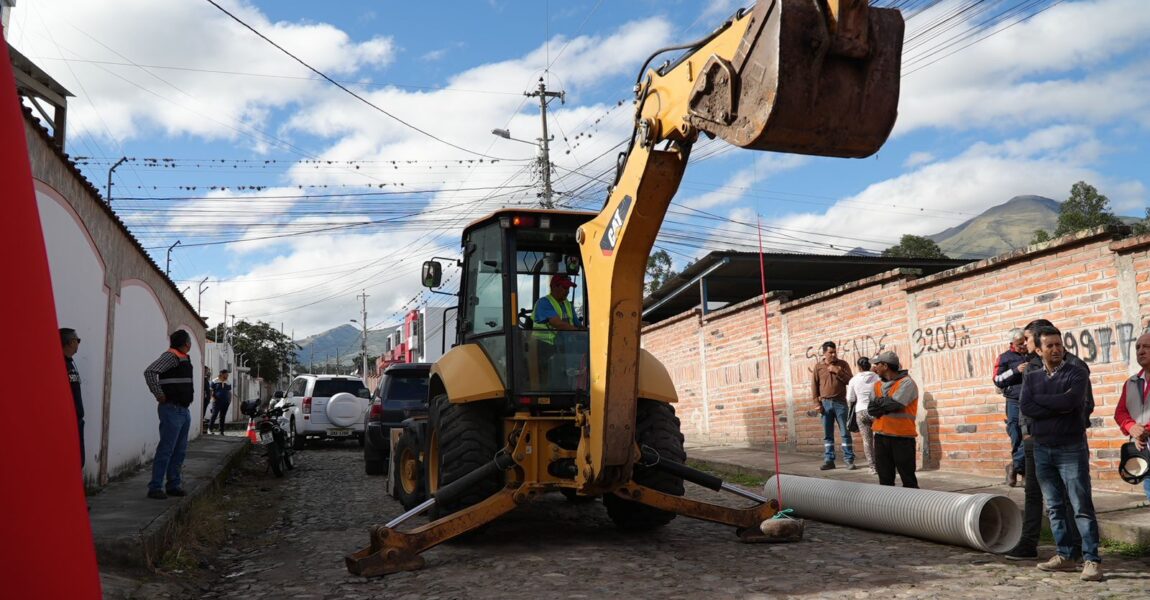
[351,318,368,377]
[491,128,554,208]
[491,128,537,145]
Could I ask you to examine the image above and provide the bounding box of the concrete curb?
[91,436,251,570]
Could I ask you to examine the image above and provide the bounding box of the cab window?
[463,223,504,336]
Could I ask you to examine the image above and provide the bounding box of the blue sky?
[10,0,1149,337]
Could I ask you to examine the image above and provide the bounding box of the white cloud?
[680,153,808,210]
[904,151,934,168]
[896,0,1150,135]
[10,0,396,143]
[764,126,1134,255]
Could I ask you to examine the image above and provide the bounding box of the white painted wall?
[107,283,205,478]
[38,189,107,482]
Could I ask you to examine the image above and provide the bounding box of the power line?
[203,0,520,161]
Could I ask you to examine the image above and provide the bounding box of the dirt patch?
[100,450,288,599]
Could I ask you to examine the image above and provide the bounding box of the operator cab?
[422,209,596,411]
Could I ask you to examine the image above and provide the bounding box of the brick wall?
[642,227,1150,491]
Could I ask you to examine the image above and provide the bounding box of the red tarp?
[0,24,102,598]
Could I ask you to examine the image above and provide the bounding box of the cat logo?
[599,196,632,256]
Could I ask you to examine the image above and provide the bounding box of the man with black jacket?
[1020,325,1101,582]
[993,328,1029,486]
[143,331,195,500]
[1006,319,1088,562]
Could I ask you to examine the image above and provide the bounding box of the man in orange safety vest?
[867,350,919,488]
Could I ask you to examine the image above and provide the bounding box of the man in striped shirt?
[143,331,195,500]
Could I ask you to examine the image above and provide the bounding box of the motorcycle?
[241,398,297,477]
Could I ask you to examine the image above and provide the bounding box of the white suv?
[283,374,371,448]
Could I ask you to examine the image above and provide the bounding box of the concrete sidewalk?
[688,444,1150,545]
[88,434,250,570]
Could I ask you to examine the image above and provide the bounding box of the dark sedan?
[363,363,431,475]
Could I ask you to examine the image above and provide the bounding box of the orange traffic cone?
[246,419,259,444]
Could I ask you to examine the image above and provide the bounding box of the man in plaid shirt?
[143,330,195,500]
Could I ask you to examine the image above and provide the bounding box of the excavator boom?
[575,0,904,490]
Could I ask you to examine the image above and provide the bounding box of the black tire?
[364,459,385,476]
[358,433,366,448]
[291,420,305,451]
[268,444,285,477]
[392,430,426,510]
[428,394,502,519]
[603,400,686,530]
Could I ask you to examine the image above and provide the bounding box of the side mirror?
[273,391,285,399]
[565,255,581,275]
[422,260,443,289]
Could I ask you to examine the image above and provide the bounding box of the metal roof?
[642,250,971,323]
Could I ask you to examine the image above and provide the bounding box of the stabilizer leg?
[345,487,521,577]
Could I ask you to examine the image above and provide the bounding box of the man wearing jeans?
[1020,325,1101,582]
[811,341,854,470]
[143,330,195,500]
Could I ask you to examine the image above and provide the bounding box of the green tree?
[645,249,677,294]
[225,320,299,382]
[881,234,949,259]
[1132,207,1150,235]
[1030,229,1051,244]
[1032,181,1121,242]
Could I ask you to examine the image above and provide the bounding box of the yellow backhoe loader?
[348,0,904,576]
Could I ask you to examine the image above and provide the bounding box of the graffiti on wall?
[911,322,972,358]
[804,334,889,362]
[1062,322,1141,365]
[911,320,1143,365]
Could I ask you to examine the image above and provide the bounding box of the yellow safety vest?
[533,295,574,345]
[872,377,918,438]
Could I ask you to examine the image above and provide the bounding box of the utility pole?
[222,299,231,345]
[106,156,127,204]
[525,78,564,209]
[197,277,210,316]
[165,240,181,277]
[357,290,369,378]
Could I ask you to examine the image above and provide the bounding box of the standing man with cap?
[533,274,582,386]
[60,328,84,467]
[1114,332,1150,500]
[143,330,195,500]
[867,351,919,488]
[812,341,854,470]
[208,368,232,435]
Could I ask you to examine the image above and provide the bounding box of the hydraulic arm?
[574,0,903,492]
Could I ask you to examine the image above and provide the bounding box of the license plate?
[259,431,273,444]
[327,428,352,437]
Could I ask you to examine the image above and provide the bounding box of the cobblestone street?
[149,445,1148,599]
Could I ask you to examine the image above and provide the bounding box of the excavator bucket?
[688,0,904,158]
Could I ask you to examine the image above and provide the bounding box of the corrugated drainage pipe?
[764,475,1021,553]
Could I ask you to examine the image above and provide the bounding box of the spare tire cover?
[327,392,364,427]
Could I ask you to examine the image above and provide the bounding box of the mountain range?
[294,323,398,370]
[928,194,1061,259]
